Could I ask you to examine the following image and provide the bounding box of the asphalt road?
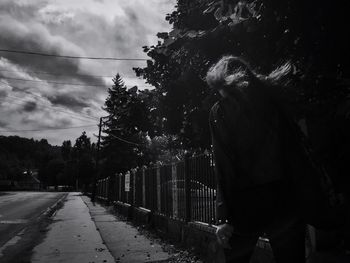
[0,192,66,254]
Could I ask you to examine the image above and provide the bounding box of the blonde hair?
[206,55,292,90]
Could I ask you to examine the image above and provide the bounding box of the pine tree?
[101,74,154,176]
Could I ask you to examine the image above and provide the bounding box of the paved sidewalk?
[31,192,115,263]
[82,196,170,263]
[31,193,171,263]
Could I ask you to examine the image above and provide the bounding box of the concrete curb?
[41,193,68,218]
[0,192,69,262]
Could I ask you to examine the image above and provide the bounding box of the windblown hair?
[206,55,292,90]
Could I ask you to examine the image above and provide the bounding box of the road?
[0,191,66,262]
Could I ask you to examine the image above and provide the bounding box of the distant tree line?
[0,133,96,190]
[0,136,59,185]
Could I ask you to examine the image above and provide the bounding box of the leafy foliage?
[135,0,350,152]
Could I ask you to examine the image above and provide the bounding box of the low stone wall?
[132,206,151,226]
[113,201,132,220]
[98,198,274,262]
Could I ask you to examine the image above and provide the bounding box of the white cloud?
[0,0,175,145]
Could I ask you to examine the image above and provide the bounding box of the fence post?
[104,178,107,199]
[107,177,110,202]
[125,171,130,204]
[114,173,118,202]
[184,154,191,222]
[132,168,137,207]
[108,175,115,203]
[119,173,122,202]
[172,163,178,218]
[156,165,161,213]
[142,166,146,208]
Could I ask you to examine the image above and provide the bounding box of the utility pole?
[91,117,103,202]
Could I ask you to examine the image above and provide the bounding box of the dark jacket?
[209,92,327,233]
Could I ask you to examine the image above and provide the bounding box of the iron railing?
[96,153,217,225]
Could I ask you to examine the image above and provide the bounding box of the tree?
[134,0,350,153]
[0,135,60,188]
[45,158,65,188]
[101,74,159,176]
[61,140,72,161]
[71,132,95,187]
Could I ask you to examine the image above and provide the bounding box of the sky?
[0,0,175,146]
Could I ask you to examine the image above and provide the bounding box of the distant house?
[16,170,41,190]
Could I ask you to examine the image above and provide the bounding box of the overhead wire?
[0,124,97,133]
[5,97,98,124]
[0,48,148,61]
[1,76,108,87]
[107,132,145,146]
[0,46,152,143]
[0,80,99,121]
[0,76,153,89]
[1,89,145,146]
[0,93,144,145]
[0,92,98,125]
[16,92,99,121]
[0,69,116,78]
[5,94,99,123]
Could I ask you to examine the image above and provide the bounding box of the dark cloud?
[11,86,26,92]
[22,101,37,112]
[0,1,106,93]
[0,89,8,98]
[0,0,174,145]
[0,119,8,128]
[48,94,90,110]
[124,7,138,23]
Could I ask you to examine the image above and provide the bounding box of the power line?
[0,124,97,133]
[6,98,98,123]
[107,133,144,146]
[1,89,145,145]
[2,93,99,123]
[0,69,116,78]
[0,48,148,61]
[1,76,108,87]
[0,76,153,89]
[7,95,99,122]
[0,69,145,79]
[0,80,99,121]
[15,91,99,121]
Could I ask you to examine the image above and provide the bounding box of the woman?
[207,56,309,262]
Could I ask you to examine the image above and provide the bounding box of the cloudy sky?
[0,0,175,145]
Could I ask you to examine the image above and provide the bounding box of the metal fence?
[96,153,217,225]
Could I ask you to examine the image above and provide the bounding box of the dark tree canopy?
[134,0,350,151]
[0,135,60,186]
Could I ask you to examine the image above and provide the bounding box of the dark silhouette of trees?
[133,0,350,192]
[0,133,97,190]
[0,135,61,187]
[134,0,349,149]
[100,74,158,177]
[61,140,72,161]
[71,131,95,188]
